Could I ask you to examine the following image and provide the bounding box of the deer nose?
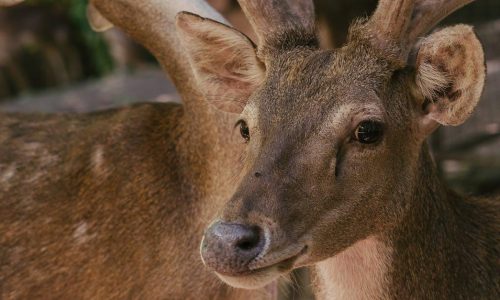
[201,221,265,275]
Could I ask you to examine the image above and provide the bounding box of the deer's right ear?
[176,12,265,114]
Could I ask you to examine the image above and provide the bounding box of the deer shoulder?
[0,0,273,299]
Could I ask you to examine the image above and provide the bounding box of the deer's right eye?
[354,120,383,144]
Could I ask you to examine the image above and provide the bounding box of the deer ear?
[87,3,114,32]
[414,25,485,130]
[176,12,265,114]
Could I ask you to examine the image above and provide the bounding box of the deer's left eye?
[354,121,384,144]
[237,120,250,142]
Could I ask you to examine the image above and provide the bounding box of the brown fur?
[181,0,499,299]
[0,104,276,299]
[0,0,274,299]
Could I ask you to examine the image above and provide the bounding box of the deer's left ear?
[413,25,485,132]
[176,12,264,114]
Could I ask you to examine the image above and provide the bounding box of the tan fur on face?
[415,25,485,126]
[314,237,391,300]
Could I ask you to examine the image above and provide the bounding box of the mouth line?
[215,245,308,278]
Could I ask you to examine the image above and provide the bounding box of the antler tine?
[367,0,416,61]
[367,0,475,64]
[370,0,415,42]
[407,0,476,43]
[90,0,228,110]
[236,0,316,48]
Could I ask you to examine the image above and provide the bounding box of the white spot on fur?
[26,153,59,183]
[73,222,87,237]
[314,237,391,300]
[73,222,96,245]
[26,172,43,184]
[0,163,16,183]
[91,145,106,175]
[22,142,42,155]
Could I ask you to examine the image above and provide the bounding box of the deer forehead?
[252,70,386,133]
[271,46,385,82]
[256,49,391,111]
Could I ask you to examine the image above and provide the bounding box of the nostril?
[202,222,265,273]
[236,239,256,251]
[235,226,261,251]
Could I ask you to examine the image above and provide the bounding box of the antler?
[367,0,476,63]
[369,0,415,47]
[407,0,475,42]
[0,0,24,6]
[236,0,316,50]
[89,0,228,111]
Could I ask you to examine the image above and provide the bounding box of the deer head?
[176,0,485,289]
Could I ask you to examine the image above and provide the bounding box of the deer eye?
[237,120,250,142]
[354,121,383,144]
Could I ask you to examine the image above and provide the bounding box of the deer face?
[177,0,484,289]
[206,49,418,288]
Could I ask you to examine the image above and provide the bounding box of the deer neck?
[313,146,466,299]
[314,236,392,300]
[384,146,490,298]
[176,99,245,216]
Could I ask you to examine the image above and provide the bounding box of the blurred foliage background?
[0,0,111,98]
[0,1,498,299]
[0,0,159,100]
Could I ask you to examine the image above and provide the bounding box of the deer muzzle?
[200,221,266,276]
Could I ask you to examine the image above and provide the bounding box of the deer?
[0,0,275,299]
[185,0,500,299]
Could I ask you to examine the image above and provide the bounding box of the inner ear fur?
[176,12,265,114]
[414,25,485,127]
